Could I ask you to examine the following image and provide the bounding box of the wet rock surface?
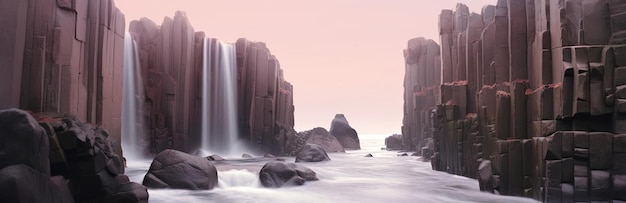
[258,161,318,188]
[143,149,218,190]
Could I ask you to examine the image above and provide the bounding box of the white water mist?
[122,32,147,160]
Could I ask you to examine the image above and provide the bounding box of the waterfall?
[201,38,245,156]
[122,32,147,160]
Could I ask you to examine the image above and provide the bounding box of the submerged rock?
[242,153,253,158]
[295,144,331,162]
[143,149,218,190]
[329,114,361,150]
[365,154,373,157]
[259,161,318,188]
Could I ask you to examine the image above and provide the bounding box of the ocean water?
[125,135,539,203]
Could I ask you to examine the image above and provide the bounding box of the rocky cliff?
[403,0,626,202]
[0,0,126,154]
[129,13,295,155]
[235,39,295,155]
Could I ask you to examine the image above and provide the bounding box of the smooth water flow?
[202,39,245,156]
[122,32,146,160]
[125,135,539,203]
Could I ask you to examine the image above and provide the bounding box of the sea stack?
[329,114,361,150]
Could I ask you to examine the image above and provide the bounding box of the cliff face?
[128,13,202,153]
[0,0,126,152]
[129,14,295,155]
[236,39,295,156]
[404,0,626,201]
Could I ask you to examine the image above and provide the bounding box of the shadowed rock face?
[329,114,361,150]
[404,1,626,201]
[0,109,148,203]
[143,149,218,190]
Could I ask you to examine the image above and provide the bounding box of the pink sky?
[116,0,494,135]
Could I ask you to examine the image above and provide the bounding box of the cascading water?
[122,32,147,160]
[201,38,246,156]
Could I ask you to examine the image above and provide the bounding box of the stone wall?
[129,14,295,155]
[405,0,626,202]
[0,0,126,152]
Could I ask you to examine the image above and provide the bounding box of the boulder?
[329,114,361,150]
[242,153,253,158]
[0,164,73,203]
[478,160,494,193]
[295,144,331,162]
[365,154,374,157]
[143,149,218,190]
[259,161,318,188]
[385,134,404,150]
[297,127,345,153]
[36,113,147,202]
[0,109,50,175]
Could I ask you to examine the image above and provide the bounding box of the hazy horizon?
[116,0,494,135]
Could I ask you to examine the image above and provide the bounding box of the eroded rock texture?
[0,0,126,154]
[404,1,626,202]
[129,14,295,155]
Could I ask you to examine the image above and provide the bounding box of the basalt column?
[0,0,126,153]
[401,38,441,154]
[129,12,202,153]
[408,1,626,202]
[236,39,295,156]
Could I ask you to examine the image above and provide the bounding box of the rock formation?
[0,0,126,155]
[259,161,318,188]
[0,109,148,202]
[295,144,331,162]
[236,38,296,156]
[385,134,404,150]
[403,1,626,202]
[286,127,345,154]
[143,149,218,190]
[329,114,361,150]
[128,13,295,155]
[401,38,440,154]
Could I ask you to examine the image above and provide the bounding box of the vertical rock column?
[401,38,441,153]
[411,0,626,202]
[0,0,126,154]
[129,12,201,153]
[236,39,295,155]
